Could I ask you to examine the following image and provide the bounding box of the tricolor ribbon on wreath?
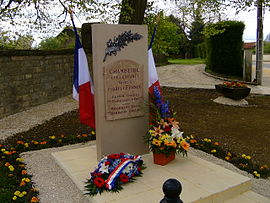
[105,155,142,190]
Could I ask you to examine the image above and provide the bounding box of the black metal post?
[160,178,183,203]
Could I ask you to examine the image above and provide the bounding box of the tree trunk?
[119,0,147,24]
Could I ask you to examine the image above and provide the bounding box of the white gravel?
[1,64,270,202]
[0,95,77,140]
[21,143,93,203]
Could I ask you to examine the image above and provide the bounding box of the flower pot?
[215,84,251,100]
[153,151,175,166]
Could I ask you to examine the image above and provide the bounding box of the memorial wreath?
[85,153,145,196]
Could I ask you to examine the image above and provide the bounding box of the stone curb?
[202,70,258,86]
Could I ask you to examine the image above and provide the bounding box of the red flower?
[105,161,110,165]
[164,125,171,132]
[119,174,129,183]
[93,177,105,188]
[108,154,120,159]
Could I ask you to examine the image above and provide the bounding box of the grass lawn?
[168,58,205,65]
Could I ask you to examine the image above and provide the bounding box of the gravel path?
[0,96,77,140]
[1,64,270,202]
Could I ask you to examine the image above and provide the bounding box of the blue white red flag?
[148,25,161,94]
[72,19,95,129]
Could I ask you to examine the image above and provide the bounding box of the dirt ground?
[162,87,270,167]
[7,87,270,167]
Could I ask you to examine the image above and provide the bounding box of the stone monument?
[92,24,149,159]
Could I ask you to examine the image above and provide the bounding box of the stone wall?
[0,49,85,119]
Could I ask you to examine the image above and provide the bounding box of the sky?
[1,2,270,44]
[225,8,270,42]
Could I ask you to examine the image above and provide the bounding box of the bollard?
[160,178,183,203]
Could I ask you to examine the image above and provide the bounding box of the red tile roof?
[243,42,256,49]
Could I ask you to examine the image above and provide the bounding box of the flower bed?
[0,131,96,202]
[187,135,270,178]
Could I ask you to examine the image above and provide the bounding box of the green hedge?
[206,21,245,77]
[194,42,207,58]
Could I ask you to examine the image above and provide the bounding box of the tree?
[145,12,182,56]
[168,15,190,58]
[189,11,205,57]
[119,0,147,24]
[0,31,33,49]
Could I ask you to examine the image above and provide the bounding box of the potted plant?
[215,81,251,100]
[145,87,189,165]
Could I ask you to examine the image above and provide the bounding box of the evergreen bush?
[205,21,245,77]
[194,42,206,58]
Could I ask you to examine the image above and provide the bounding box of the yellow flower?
[16,158,24,162]
[49,136,56,139]
[25,178,31,182]
[242,154,246,158]
[22,191,27,195]
[18,193,24,198]
[203,138,211,142]
[211,149,217,153]
[149,130,155,136]
[91,131,96,135]
[9,165,15,172]
[160,133,170,140]
[245,156,251,160]
[24,143,29,148]
[1,148,6,152]
[14,191,20,196]
[227,152,232,157]
[12,196,17,200]
[253,171,260,177]
[152,139,162,147]
[225,156,230,160]
[22,177,31,182]
[214,142,219,146]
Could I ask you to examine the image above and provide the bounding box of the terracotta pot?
[153,151,175,166]
[215,84,251,100]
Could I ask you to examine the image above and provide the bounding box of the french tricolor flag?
[148,26,161,94]
[72,19,95,129]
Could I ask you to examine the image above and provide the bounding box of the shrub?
[205,21,245,77]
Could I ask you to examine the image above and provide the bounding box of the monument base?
[52,144,269,203]
[213,96,248,106]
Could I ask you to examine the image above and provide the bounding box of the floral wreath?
[85,153,145,196]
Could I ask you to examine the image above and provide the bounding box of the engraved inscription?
[104,60,144,120]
